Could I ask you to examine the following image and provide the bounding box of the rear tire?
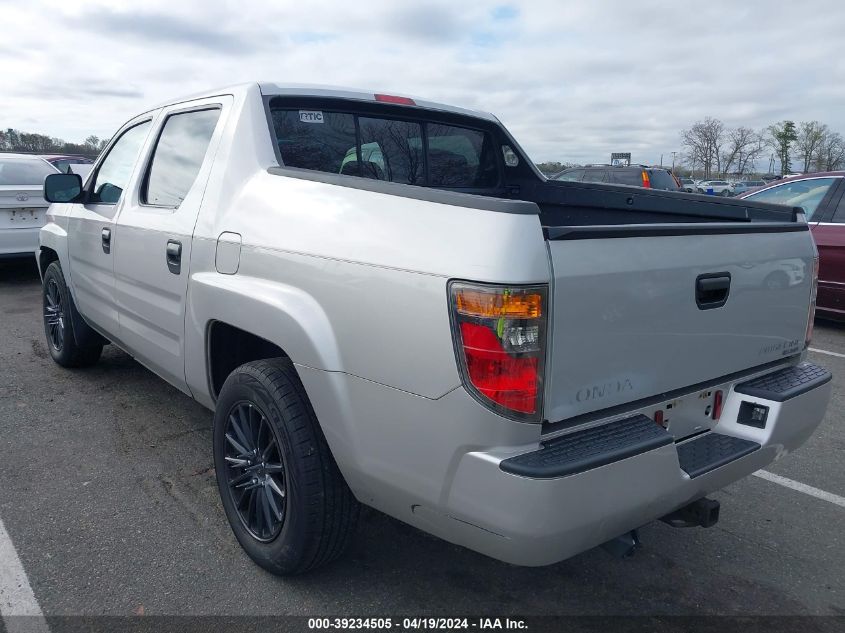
[42,261,103,367]
[213,358,360,575]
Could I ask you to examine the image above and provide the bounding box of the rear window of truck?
[271,107,498,189]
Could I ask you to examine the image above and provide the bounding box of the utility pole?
[660,153,663,167]
[671,151,677,173]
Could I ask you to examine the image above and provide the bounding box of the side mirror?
[44,173,83,203]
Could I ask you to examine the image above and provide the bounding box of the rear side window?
[582,170,607,183]
[271,107,499,189]
[358,117,423,184]
[144,108,221,207]
[608,169,642,186]
[427,123,497,188]
[274,110,357,174]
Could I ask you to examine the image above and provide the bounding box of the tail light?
[374,93,416,105]
[805,255,819,347]
[641,171,651,188]
[449,282,547,421]
[712,390,724,420]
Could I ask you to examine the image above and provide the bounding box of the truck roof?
[147,82,498,123]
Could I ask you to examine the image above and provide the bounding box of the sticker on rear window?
[299,111,324,124]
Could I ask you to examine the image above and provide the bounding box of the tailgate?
[544,224,814,422]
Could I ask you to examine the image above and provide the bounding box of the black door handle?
[166,240,182,275]
[696,273,731,309]
[101,227,111,254]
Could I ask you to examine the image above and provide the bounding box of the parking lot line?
[753,470,845,509]
[0,516,49,632]
[808,347,845,359]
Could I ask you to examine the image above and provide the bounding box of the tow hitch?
[660,497,720,528]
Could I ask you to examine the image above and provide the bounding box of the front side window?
[91,121,151,204]
[745,177,838,221]
[143,108,221,207]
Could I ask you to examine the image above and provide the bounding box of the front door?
[66,119,154,337]
[112,98,228,393]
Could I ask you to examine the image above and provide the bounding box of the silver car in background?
[0,154,58,257]
[731,180,766,196]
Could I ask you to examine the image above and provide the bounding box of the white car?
[0,154,59,257]
[697,180,733,196]
[679,177,696,192]
[731,180,766,196]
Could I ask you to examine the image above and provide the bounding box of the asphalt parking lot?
[1,257,844,620]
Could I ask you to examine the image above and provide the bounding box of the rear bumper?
[0,227,41,257]
[442,362,831,566]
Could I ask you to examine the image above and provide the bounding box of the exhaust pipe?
[601,529,640,559]
[660,497,720,528]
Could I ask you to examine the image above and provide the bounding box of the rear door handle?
[696,273,731,309]
[166,240,182,275]
[101,227,111,254]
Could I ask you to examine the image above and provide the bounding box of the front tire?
[213,358,360,575]
[42,261,103,367]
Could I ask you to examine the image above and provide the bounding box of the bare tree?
[681,118,725,178]
[795,121,828,173]
[813,130,845,172]
[721,127,763,177]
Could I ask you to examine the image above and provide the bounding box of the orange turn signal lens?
[455,289,543,319]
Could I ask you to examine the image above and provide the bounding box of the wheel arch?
[186,272,344,406]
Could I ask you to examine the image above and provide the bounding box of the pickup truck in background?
[38,83,832,575]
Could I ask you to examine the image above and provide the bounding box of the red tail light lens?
[450,282,547,421]
[641,171,651,188]
[712,390,724,420]
[806,255,819,347]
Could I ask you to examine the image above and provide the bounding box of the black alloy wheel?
[223,401,288,542]
[44,278,65,351]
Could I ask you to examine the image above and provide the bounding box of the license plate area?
[651,390,721,439]
[1,208,43,228]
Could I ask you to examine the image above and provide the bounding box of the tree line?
[0,128,107,158]
[680,118,845,179]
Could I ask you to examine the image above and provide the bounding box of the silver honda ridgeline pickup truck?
[38,83,831,575]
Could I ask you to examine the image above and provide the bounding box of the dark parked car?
[41,154,94,174]
[739,172,845,320]
[550,164,680,191]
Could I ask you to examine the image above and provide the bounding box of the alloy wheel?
[44,279,65,351]
[223,401,287,542]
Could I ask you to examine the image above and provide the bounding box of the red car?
[739,172,845,320]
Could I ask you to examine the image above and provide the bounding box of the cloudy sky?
[2,0,844,166]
